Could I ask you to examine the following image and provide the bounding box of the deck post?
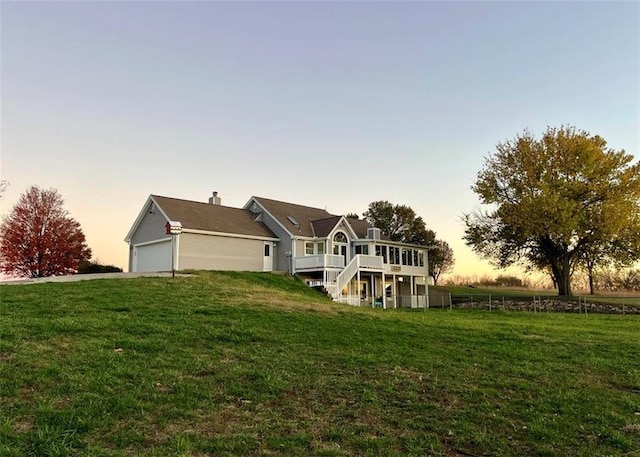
[382,272,386,309]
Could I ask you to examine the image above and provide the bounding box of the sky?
[1,1,638,279]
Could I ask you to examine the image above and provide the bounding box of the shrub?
[77,261,123,274]
[493,275,525,287]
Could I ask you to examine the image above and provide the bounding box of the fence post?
[534,296,537,314]
[489,294,492,311]
[623,299,626,316]
[449,293,452,311]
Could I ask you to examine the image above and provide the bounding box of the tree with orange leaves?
[0,186,91,278]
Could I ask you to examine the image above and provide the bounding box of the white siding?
[130,208,170,245]
[178,233,264,271]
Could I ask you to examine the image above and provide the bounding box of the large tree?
[363,200,436,246]
[464,126,640,296]
[429,240,454,285]
[363,200,454,280]
[0,186,92,278]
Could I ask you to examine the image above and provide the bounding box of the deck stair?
[331,255,384,300]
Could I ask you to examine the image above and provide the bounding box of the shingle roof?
[346,217,371,239]
[152,195,276,238]
[252,196,335,237]
[310,216,342,237]
[252,196,392,241]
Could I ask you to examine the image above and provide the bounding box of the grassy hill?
[1,271,639,456]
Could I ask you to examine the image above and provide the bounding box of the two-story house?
[125,193,432,308]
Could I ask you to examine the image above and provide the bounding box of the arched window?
[333,232,348,243]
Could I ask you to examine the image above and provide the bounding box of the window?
[317,242,325,254]
[413,250,419,266]
[418,250,425,267]
[401,249,408,265]
[376,245,388,263]
[305,242,314,255]
[264,244,270,256]
[355,245,369,255]
[333,232,348,243]
[389,247,400,265]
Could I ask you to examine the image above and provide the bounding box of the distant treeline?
[444,269,640,293]
[444,274,538,289]
[585,269,640,293]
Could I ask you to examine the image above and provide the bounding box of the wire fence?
[427,289,640,315]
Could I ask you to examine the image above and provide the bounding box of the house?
[125,193,433,308]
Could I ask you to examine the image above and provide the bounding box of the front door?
[263,242,273,271]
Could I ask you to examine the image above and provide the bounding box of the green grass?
[1,271,639,456]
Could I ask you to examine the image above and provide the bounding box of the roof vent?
[287,216,299,226]
[208,191,221,205]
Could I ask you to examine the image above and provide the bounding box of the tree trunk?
[558,270,572,296]
[551,260,572,296]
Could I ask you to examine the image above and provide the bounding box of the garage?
[133,240,172,272]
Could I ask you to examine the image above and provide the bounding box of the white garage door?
[133,240,172,272]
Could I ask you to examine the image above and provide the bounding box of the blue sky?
[1,1,638,277]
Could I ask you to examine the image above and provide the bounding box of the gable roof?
[251,196,335,238]
[151,195,276,238]
[249,196,393,241]
[310,216,342,237]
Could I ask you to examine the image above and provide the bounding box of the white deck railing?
[334,255,383,299]
[300,254,385,302]
[335,295,362,306]
[358,254,384,270]
[294,254,344,271]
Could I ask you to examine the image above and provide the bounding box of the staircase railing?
[332,255,383,299]
[334,256,360,297]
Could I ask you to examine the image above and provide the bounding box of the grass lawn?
[1,271,639,456]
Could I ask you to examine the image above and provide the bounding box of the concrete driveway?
[0,272,192,285]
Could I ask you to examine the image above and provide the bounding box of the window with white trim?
[376,245,388,263]
[389,247,400,264]
[355,245,369,255]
